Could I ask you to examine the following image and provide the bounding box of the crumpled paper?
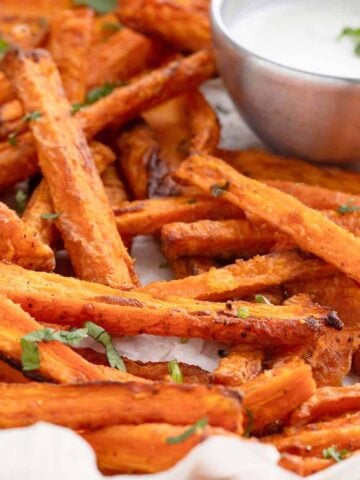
[2,80,357,480]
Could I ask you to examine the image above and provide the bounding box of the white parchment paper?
[1,80,357,480]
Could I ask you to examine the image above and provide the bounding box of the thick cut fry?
[161,219,284,260]
[77,48,216,138]
[115,197,241,238]
[219,148,360,195]
[0,15,49,48]
[242,359,316,436]
[87,28,162,89]
[266,180,360,211]
[0,381,243,432]
[279,454,333,477]
[49,8,94,103]
[83,423,228,474]
[117,121,160,199]
[168,257,217,279]
[142,251,333,301]
[0,294,139,384]
[289,384,360,426]
[0,201,54,271]
[211,345,264,387]
[176,154,360,283]
[101,166,128,211]
[4,49,137,289]
[0,263,337,346]
[77,348,209,384]
[22,142,116,246]
[118,0,210,52]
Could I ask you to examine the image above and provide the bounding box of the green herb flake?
[15,189,27,215]
[70,102,85,115]
[86,82,117,104]
[237,306,250,319]
[85,321,126,371]
[210,181,230,198]
[243,408,254,438]
[339,26,360,56]
[23,111,42,122]
[337,202,360,215]
[255,294,272,305]
[102,21,122,32]
[166,417,208,445]
[7,131,18,147]
[73,0,117,14]
[0,38,9,56]
[40,212,61,221]
[322,446,349,463]
[168,359,183,384]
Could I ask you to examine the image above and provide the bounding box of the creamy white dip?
[228,0,360,79]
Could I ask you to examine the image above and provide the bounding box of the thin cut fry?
[83,423,228,475]
[102,166,128,211]
[4,48,137,289]
[0,201,54,271]
[0,381,243,433]
[141,251,333,301]
[279,453,333,477]
[115,197,242,238]
[118,0,211,52]
[49,8,94,103]
[218,148,360,195]
[0,262,337,346]
[175,153,360,283]
[211,345,264,387]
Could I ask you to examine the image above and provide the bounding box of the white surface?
[229,0,360,79]
[1,80,357,479]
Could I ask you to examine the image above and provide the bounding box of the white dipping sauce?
[229,0,360,79]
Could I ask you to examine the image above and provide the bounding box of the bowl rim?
[211,0,360,84]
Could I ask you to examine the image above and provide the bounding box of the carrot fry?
[279,453,333,477]
[77,48,216,138]
[175,153,360,284]
[0,262,337,346]
[101,165,128,211]
[87,28,162,89]
[49,8,94,103]
[242,358,316,436]
[211,345,264,387]
[83,423,228,475]
[0,201,54,271]
[118,0,211,52]
[0,1,72,18]
[168,257,217,279]
[0,381,243,432]
[218,148,360,195]
[186,90,219,154]
[0,72,13,105]
[4,48,137,289]
[141,251,333,302]
[0,15,49,48]
[0,294,140,384]
[289,384,360,427]
[0,359,29,383]
[115,197,242,238]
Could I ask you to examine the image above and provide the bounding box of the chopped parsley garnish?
[243,408,254,438]
[70,81,124,115]
[337,202,360,215]
[0,38,9,56]
[21,321,126,372]
[71,102,85,115]
[40,212,61,221]
[7,131,18,146]
[102,21,122,32]
[166,417,208,444]
[255,294,272,305]
[237,307,250,319]
[8,111,42,145]
[23,111,42,122]
[322,446,349,463]
[73,0,117,14]
[15,189,27,214]
[168,359,183,384]
[339,27,360,56]
[210,181,230,198]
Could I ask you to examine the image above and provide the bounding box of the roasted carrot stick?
[4,48,137,288]
[0,262,337,346]
[278,453,333,477]
[101,165,128,211]
[0,381,243,432]
[168,257,217,279]
[0,201,54,271]
[141,251,333,301]
[175,153,360,284]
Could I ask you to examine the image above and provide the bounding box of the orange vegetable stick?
[142,251,333,301]
[101,165,128,211]
[0,381,243,433]
[0,15,49,48]
[168,257,217,279]
[0,359,29,384]
[175,153,360,284]
[278,453,333,477]
[49,8,94,103]
[4,48,137,289]
[0,201,54,271]
[0,72,14,105]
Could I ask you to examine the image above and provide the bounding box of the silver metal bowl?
[211,0,360,165]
